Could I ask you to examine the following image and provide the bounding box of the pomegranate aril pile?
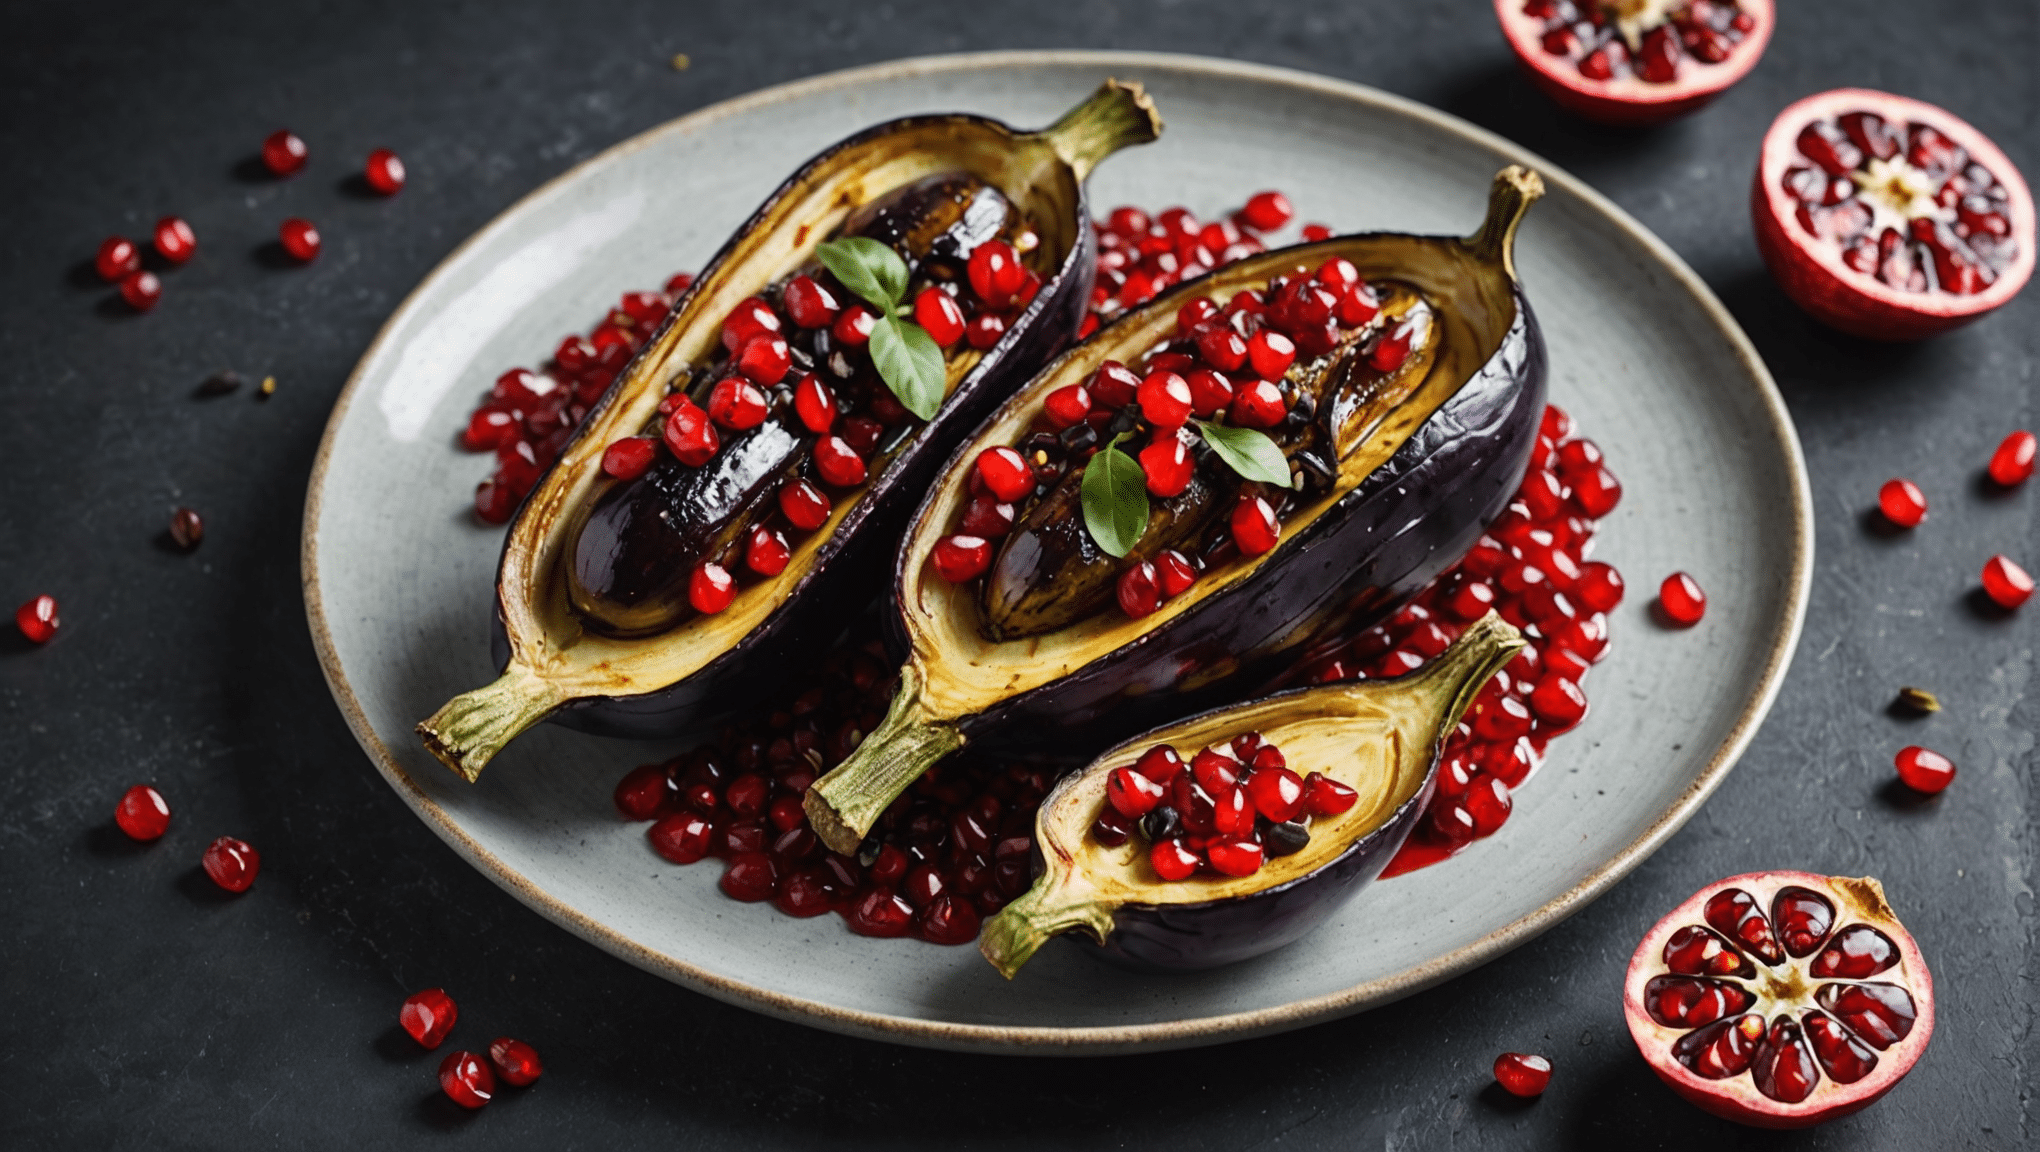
[1645,885,1918,1102]
[1525,0,1755,85]
[1782,109,2018,297]
[1090,731,1352,882]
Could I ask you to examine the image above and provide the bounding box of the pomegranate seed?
[832,306,876,347]
[262,129,308,176]
[726,773,770,817]
[721,851,779,901]
[1988,430,2036,486]
[438,1050,496,1110]
[1117,561,1162,619]
[1137,371,1193,428]
[1494,1052,1552,1097]
[688,564,736,614]
[735,334,791,385]
[1229,379,1287,429]
[919,893,981,945]
[114,785,171,841]
[1184,369,1235,417]
[778,480,831,531]
[152,217,196,264]
[16,594,59,643]
[1151,838,1200,881]
[1302,772,1357,817]
[95,236,141,281]
[278,218,320,262]
[960,495,1016,537]
[1231,494,1281,556]
[613,764,671,820]
[1135,744,1186,784]
[1894,745,1955,794]
[1207,838,1264,876]
[1246,766,1305,823]
[849,887,915,936]
[792,373,836,433]
[649,812,713,863]
[463,408,517,452]
[1089,361,1141,408]
[1240,191,1294,233]
[663,401,719,466]
[1195,326,1249,373]
[813,435,866,487]
[201,836,260,893]
[1192,747,1242,793]
[363,148,405,194]
[1043,384,1093,430]
[1139,431,1195,497]
[1448,579,1497,621]
[1529,674,1588,731]
[932,535,993,583]
[967,239,1027,308]
[1300,223,1334,242]
[1246,330,1296,380]
[1878,478,1927,528]
[1981,554,2033,608]
[487,1037,543,1087]
[1659,572,1707,625]
[745,525,791,577]
[1156,550,1197,597]
[976,447,1035,502]
[119,270,162,311]
[707,377,770,429]
[601,436,657,480]
[913,287,966,347]
[782,275,840,330]
[473,478,516,523]
[1108,206,1150,236]
[1176,297,1219,335]
[1107,767,1166,817]
[1573,561,1624,612]
[400,988,459,1049]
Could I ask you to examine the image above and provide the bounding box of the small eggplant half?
[805,166,1548,854]
[417,82,1162,781]
[980,613,1523,976]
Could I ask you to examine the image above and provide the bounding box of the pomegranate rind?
[1753,89,2035,341]
[1623,870,1934,1129]
[1494,0,1774,126]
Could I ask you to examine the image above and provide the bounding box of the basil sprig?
[814,238,944,420]
[1078,419,1295,556]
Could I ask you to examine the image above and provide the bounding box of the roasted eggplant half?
[807,166,1547,853]
[979,612,1523,975]
[418,82,1163,781]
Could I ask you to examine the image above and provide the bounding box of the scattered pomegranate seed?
[1229,379,1287,429]
[601,436,657,480]
[262,130,309,176]
[363,148,406,194]
[688,563,736,614]
[708,377,770,430]
[487,1037,543,1087]
[278,218,321,262]
[1107,767,1165,817]
[649,811,713,863]
[119,270,162,311]
[1878,478,1927,528]
[399,988,459,1048]
[967,239,1027,308]
[152,217,197,264]
[1136,371,1192,428]
[200,836,260,893]
[15,595,58,643]
[813,435,867,488]
[1302,772,1358,817]
[1246,329,1296,380]
[914,287,964,347]
[1658,572,1707,625]
[778,480,831,531]
[1042,384,1093,430]
[1139,432,1194,497]
[1300,223,1334,242]
[745,525,792,577]
[169,507,204,550]
[1988,430,2036,486]
[663,401,719,466]
[832,305,876,347]
[1239,191,1294,233]
[1151,838,1200,881]
[1980,554,2033,609]
[1494,1051,1552,1097]
[976,447,1035,502]
[1894,745,1955,794]
[1231,494,1281,556]
[438,1050,496,1109]
[94,236,140,281]
[932,535,993,583]
[114,785,171,841]
[1116,561,1163,618]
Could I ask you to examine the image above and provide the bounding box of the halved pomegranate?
[1754,89,2033,340]
[1496,0,1773,125]
[1624,871,1933,1129]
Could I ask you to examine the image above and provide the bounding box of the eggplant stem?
[978,881,1116,980]
[415,664,571,783]
[1397,611,1525,734]
[1038,79,1164,183]
[803,663,965,855]
[1464,165,1546,278]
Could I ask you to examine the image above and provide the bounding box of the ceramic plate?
[303,51,1810,1054]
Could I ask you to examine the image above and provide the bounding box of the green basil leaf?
[1081,434,1150,558]
[1197,421,1295,488]
[814,237,908,311]
[869,315,945,421]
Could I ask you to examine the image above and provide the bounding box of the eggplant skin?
[945,292,1548,761]
[1083,768,1436,971]
[491,119,1104,739]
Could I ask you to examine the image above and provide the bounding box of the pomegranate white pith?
[1624,871,1934,1129]
[1753,89,2034,340]
[1494,0,1773,125]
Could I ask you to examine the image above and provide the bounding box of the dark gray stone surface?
[1,1,2032,1147]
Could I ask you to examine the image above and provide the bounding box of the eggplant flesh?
[980,286,1439,640]
[415,82,1162,782]
[568,173,1030,638]
[805,166,1545,855]
[978,613,1523,976]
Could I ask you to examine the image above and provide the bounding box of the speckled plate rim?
[301,49,1813,1055]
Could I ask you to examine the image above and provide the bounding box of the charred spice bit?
[169,507,204,550]
[259,375,277,399]
[198,370,243,396]
[1894,686,1940,714]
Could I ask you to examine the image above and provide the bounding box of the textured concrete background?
[0,1,2032,1147]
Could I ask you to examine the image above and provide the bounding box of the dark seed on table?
[1895,686,1940,714]
[198,371,243,396]
[169,507,204,550]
